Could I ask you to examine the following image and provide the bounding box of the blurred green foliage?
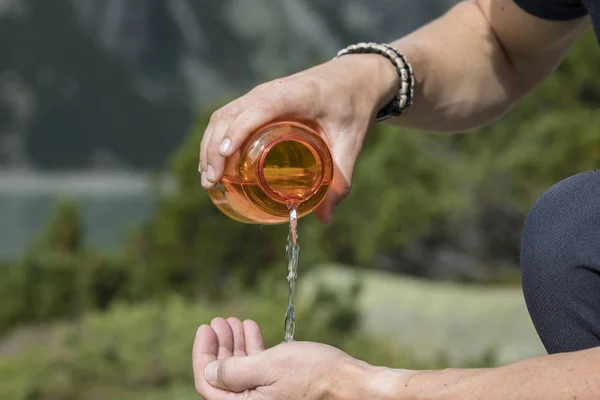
[127,29,600,286]
[0,293,490,400]
[0,200,132,333]
[1,28,600,400]
[2,29,600,333]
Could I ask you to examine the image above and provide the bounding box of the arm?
[199,0,588,223]
[383,0,589,132]
[193,320,600,400]
[366,346,600,399]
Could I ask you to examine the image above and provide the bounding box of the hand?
[193,318,395,400]
[198,54,398,224]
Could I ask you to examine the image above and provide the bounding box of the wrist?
[355,366,465,400]
[330,53,399,115]
[364,366,410,400]
[336,360,416,400]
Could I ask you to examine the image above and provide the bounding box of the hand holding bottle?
[199,54,398,224]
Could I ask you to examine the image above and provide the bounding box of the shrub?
[0,200,132,334]
[0,293,494,400]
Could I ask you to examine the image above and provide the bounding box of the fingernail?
[207,165,215,181]
[218,138,232,155]
[204,361,218,383]
[201,172,210,188]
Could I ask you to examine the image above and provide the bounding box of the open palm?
[192,317,373,400]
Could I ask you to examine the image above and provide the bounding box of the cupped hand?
[198,55,397,224]
[193,318,389,400]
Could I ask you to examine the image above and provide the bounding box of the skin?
[199,0,588,224]
[193,318,600,400]
[196,0,599,398]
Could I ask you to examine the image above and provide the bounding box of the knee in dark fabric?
[520,170,600,354]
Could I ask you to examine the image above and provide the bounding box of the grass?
[0,290,486,400]
[1,265,539,399]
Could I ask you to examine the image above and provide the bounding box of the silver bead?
[395,58,405,69]
[399,95,408,109]
[401,81,408,94]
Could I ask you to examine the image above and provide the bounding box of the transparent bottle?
[208,120,334,224]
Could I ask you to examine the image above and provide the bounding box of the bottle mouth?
[257,137,324,204]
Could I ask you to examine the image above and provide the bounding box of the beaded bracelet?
[335,42,415,122]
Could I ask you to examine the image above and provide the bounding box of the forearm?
[365,347,600,400]
[387,1,519,132]
[356,0,587,133]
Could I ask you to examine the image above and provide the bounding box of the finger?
[211,317,234,360]
[315,161,352,225]
[200,81,271,173]
[200,110,220,173]
[202,101,248,189]
[242,320,265,356]
[204,355,268,393]
[204,104,277,189]
[201,171,211,188]
[314,189,339,226]
[193,325,218,367]
[204,117,232,185]
[227,317,247,356]
[193,325,229,400]
[200,146,212,187]
[219,83,318,161]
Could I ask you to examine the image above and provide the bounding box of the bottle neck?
[256,136,325,204]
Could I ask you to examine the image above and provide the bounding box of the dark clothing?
[514,0,588,20]
[514,0,600,352]
[514,0,599,42]
[521,170,600,353]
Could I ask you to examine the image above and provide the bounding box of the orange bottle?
[208,120,334,224]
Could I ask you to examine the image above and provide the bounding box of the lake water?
[0,171,171,261]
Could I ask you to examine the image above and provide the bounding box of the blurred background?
[0,0,599,399]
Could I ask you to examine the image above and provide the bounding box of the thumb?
[315,189,340,225]
[204,356,267,392]
[315,164,351,225]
